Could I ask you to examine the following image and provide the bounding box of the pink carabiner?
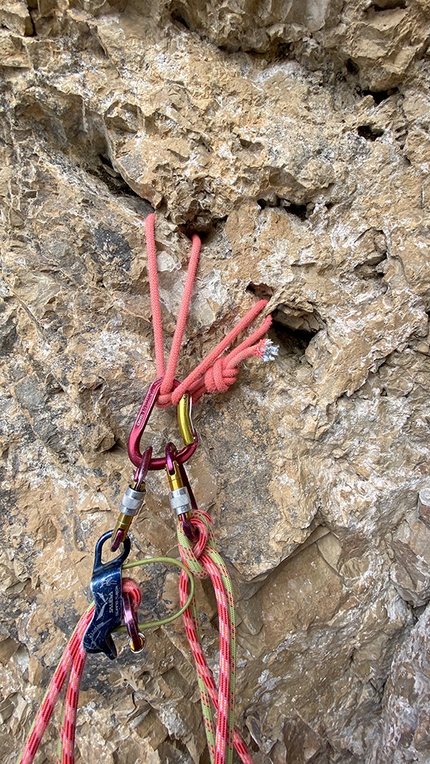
[127,378,198,470]
[127,378,163,467]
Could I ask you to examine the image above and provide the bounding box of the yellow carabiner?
[177,392,196,446]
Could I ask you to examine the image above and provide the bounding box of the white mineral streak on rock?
[1,0,430,763]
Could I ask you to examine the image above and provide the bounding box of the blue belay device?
[83,531,131,659]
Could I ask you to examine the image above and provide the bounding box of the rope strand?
[17,610,93,764]
[177,511,255,764]
[160,232,201,401]
[146,213,166,378]
[144,214,272,408]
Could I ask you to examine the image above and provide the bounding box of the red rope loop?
[178,512,212,579]
[122,577,142,609]
[144,213,273,408]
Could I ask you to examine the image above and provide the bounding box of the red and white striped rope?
[18,579,142,764]
[177,512,255,764]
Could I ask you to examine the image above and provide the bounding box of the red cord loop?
[122,577,142,609]
[178,513,211,579]
[144,213,272,408]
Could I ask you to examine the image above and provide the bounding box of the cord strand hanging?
[144,214,274,408]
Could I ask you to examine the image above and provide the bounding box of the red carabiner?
[127,378,198,470]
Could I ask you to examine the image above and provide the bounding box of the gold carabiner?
[177,392,196,446]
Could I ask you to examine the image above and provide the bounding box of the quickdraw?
[18,213,277,764]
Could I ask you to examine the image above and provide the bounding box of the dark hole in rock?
[246,282,274,300]
[354,253,387,280]
[285,202,309,220]
[170,6,192,29]
[256,197,310,220]
[276,42,293,59]
[257,197,277,209]
[239,137,263,153]
[270,319,316,356]
[372,0,406,10]
[246,286,323,355]
[346,58,359,75]
[95,154,141,198]
[362,87,399,104]
[357,125,385,141]
[353,229,388,280]
[270,307,323,356]
[99,153,115,171]
[22,3,36,34]
[177,214,228,238]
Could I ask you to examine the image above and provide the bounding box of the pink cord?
[145,213,166,378]
[18,610,93,764]
[160,232,201,399]
[144,214,272,408]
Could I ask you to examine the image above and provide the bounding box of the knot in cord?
[204,357,238,395]
[156,390,176,409]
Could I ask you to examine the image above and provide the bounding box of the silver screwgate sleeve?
[120,486,146,517]
[169,486,192,517]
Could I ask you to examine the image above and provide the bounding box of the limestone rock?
[391,518,430,606]
[370,603,430,764]
[1,1,430,763]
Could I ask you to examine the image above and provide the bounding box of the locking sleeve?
[169,486,192,517]
[119,486,146,517]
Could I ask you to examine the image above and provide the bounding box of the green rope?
[115,555,195,632]
[190,595,216,764]
[177,516,236,764]
[206,545,236,764]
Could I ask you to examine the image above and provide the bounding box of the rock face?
[1,1,430,763]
